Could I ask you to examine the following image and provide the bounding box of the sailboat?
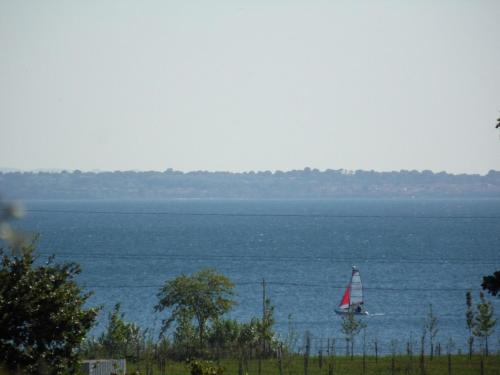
[334,266,369,316]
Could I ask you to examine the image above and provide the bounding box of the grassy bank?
[127,354,500,375]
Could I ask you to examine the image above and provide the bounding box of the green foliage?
[237,319,260,350]
[125,354,500,375]
[99,303,141,359]
[155,268,235,352]
[465,291,474,358]
[0,239,99,373]
[172,312,199,358]
[82,320,162,363]
[481,270,500,297]
[189,360,225,375]
[208,319,241,356]
[340,312,367,358]
[258,297,276,357]
[282,314,299,354]
[207,317,267,361]
[424,304,438,359]
[473,292,496,355]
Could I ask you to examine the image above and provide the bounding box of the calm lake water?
[13,199,500,353]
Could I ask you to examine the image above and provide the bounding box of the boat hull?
[335,308,369,316]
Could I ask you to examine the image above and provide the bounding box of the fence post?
[480,356,484,375]
[331,338,336,375]
[447,351,451,375]
[258,278,267,375]
[304,332,310,375]
[278,343,284,375]
[244,351,249,375]
[162,357,167,375]
[374,338,378,363]
[362,328,366,375]
[363,327,366,375]
[419,334,425,375]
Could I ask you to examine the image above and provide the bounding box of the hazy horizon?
[1,1,499,174]
[1,166,500,176]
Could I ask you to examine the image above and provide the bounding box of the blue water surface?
[12,199,500,354]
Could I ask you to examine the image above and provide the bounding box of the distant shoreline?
[2,169,499,200]
[1,167,499,176]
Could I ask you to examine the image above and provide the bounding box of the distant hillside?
[1,168,500,199]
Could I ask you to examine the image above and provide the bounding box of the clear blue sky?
[1,0,499,174]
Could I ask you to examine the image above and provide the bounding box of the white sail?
[349,267,363,306]
[335,266,367,316]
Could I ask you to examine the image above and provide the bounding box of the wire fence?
[112,347,500,375]
[82,332,500,375]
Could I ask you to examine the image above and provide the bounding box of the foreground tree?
[99,303,141,359]
[340,311,366,359]
[482,271,500,297]
[258,296,276,357]
[424,304,438,360]
[465,291,474,359]
[172,312,199,359]
[0,239,99,373]
[208,319,242,358]
[155,268,235,352]
[473,292,496,356]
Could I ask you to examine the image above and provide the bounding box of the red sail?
[339,284,350,308]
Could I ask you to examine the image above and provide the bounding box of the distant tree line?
[1,168,500,199]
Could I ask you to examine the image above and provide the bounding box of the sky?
[1,0,499,174]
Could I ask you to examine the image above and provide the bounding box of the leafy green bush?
[189,360,224,375]
[0,239,99,373]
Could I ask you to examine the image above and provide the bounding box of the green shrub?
[189,360,225,375]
